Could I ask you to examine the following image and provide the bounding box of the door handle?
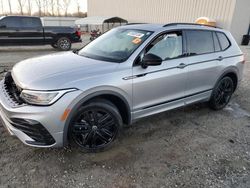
[217,56,224,61]
[177,63,187,69]
[122,73,147,80]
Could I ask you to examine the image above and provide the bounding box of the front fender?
[62,87,132,146]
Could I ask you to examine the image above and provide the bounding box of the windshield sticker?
[132,38,142,44]
[127,32,145,38]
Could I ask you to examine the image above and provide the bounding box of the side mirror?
[141,53,162,68]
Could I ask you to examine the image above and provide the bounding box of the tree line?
[0,0,87,17]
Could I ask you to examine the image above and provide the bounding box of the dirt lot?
[0,44,250,188]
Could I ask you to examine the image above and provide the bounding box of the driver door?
[132,31,188,119]
[0,16,21,45]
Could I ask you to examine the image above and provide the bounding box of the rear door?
[184,30,223,104]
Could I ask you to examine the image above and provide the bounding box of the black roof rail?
[163,23,221,29]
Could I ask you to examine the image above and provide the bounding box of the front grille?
[3,72,24,105]
[10,118,56,146]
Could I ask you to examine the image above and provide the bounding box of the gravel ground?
[0,44,250,188]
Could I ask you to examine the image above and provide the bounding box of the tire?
[68,99,122,152]
[57,37,72,51]
[209,76,234,110]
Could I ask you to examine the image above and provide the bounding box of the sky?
[0,0,87,15]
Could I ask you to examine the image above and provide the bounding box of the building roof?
[75,16,128,25]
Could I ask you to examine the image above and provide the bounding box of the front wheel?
[57,37,72,51]
[209,76,234,110]
[69,100,122,152]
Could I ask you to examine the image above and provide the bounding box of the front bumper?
[0,79,81,148]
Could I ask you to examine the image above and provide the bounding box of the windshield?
[78,28,153,62]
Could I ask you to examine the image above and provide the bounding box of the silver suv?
[0,23,245,151]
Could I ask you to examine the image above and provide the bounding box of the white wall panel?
[88,0,236,27]
[88,0,250,43]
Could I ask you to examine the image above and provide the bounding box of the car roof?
[120,23,164,31]
[120,23,225,33]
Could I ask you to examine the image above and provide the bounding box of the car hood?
[12,52,119,90]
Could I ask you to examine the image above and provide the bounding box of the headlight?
[20,89,77,105]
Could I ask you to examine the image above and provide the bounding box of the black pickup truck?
[0,16,82,50]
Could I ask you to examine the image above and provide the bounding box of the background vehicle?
[0,23,245,152]
[0,16,82,51]
[90,29,102,41]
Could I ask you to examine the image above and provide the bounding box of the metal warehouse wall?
[88,0,250,43]
[88,0,236,28]
[230,0,250,44]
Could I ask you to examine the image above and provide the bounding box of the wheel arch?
[52,34,72,44]
[217,69,238,91]
[63,91,132,145]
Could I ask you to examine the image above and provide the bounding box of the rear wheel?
[209,76,234,110]
[69,100,122,152]
[57,37,72,51]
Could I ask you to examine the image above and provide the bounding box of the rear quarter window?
[216,32,230,50]
[186,30,214,55]
[20,17,42,28]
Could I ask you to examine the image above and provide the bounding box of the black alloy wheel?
[209,76,234,110]
[69,100,122,151]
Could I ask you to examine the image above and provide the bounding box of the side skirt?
[131,90,212,122]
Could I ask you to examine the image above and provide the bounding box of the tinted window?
[0,20,3,27]
[217,32,230,50]
[0,17,3,26]
[213,32,221,52]
[186,30,214,55]
[20,17,42,28]
[0,17,20,28]
[146,31,183,60]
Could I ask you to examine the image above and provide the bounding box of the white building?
[87,0,250,44]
